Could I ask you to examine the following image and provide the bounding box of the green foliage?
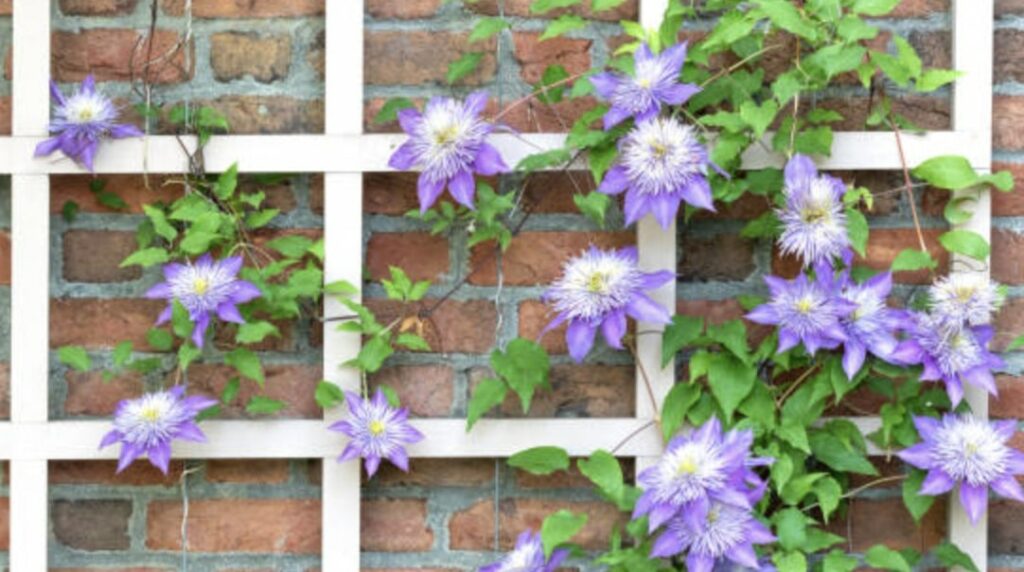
[58,346,92,372]
[540,509,587,558]
[508,446,570,475]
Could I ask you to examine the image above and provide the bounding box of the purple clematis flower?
[388,90,508,213]
[891,312,1004,407]
[899,414,1024,523]
[777,154,850,268]
[543,246,673,362]
[479,529,569,572]
[929,274,1004,330]
[635,417,764,534]
[650,502,776,572]
[99,386,217,474]
[145,254,261,348]
[746,262,854,356]
[598,117,716,229]
[590,42,700,130]
[35,75,143,171]
[837,270,903,379]
[329,389,425,478]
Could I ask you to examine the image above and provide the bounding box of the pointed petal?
[148,441,172,475]
[919,469,956,495]
[658,83,701,105]
[473,142,507,176]
[216,302,245,324]
[897,443,934,469]
[602,105,633,130]
[600,310,627,350]
[448,170,476,210]
[992,476,1024,502]
[109,123,143,139]
[387,447,410,472]
[589,71,622,99]
[396,108,422,134]
[784,154,817,187]
[679,177,715,211]
[597,165,630,195]
[566,319,597,363]
[625,293,671,324]
[959,482,989,524]
[416,175,446,213]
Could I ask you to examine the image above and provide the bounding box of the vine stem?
[625,338,661,424]
[610,419,656,455]
[775,362,820,408]
[699,43,783,88]
[802,474,906,513]
[889,117,932,257]
[492,70,591,123]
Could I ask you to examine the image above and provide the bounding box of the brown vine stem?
[611,419,657,455]
[698,43,783,89]
[492,70,591,123]
[801,474,906,514]
[625,338,661,423]
[889,117,932,258]
[775,362,820,408]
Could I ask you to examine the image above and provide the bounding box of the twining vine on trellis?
[45,0,1024,570]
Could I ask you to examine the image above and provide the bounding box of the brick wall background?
[0,0,1017,570]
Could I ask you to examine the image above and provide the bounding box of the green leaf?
[822,550,859,572]
[661,383,701,440]
[531,0,582,13]
[756,0,818,41]
[267,235,315,259]
[466,377,508,431]
[913,155,1014,191]
[59,346,91,372]
[706,319,749,363]
[814,476,842,522]
[591,0,626,11]
[236,321,280,344]
[373,97,415,124]
[707,353,756,420]
[120,247,169,268]
[143,204,178,241]
[578,450,624,504]
[178,343,201,370]
[774,507,808,551]
[447,52,484,84]
[809,429,878,475]
[902,469,936,523]
[891,248,937,272]
[349,335,393,373]
[508,446,570,475]
[939,229,990,261]
[539,510,587,558]
[917,68,961,92]
[491,339,550,412]
[315,381,345,409]
[846,208,868,257]
[517,148,571,172]
[222,377,241,404]
[225,348,264,386]
[111,341,133,367]
[469,17,509,43]
[246,208,279,229]
[739,100,779,138]
[395,332,431,351]
[865,545,911,572]
[215,163,239,200]
[171,300,193,339]
[773,551,808,572]
[573,192,611,228]
[852,0,900,15]
[662,315,704,368]
[62,200,80,222]
[146,328,174,351]
[540,14,587,40]
[932,541,980,572]
[245,396,285,415]
[378,384,401,407]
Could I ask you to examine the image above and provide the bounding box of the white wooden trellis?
[0,0,993,569]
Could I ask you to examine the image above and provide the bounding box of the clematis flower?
[746,262,854,356]
[634,417,763,533]
[329,389,425,478]
[388,90,508,212]
[543,246,673,362]
[929,274,1004,330]
[99,386,217,474]
[598,117,715,229]
[650,502,776,571]
[145,254,261,348]
[590,42,700,130]
[777,154,850,268]
[837,270,903,379]
[479,529,569,572]
[35,75,143,171]
[898,414,1024,523]
[891,312,1004,407]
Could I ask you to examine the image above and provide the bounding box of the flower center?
[706,506,720,524]
[433,123,459,146]
[587,271,611,294]
[801,206,829,223]
[140,406,162,422]
[955,286,975,302]
[649,139,670,159]
[794,296,814,315]
[369,420,386,436]
[676,455,698,476]
[193,278,210,295]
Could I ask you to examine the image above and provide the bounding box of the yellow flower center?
[794,296,814,315]
[193,278,209,295]
[140,406,161,422]
[676,455,698,476]
[801,206,829,224]
[369,420,386,436]
[434,124,459,145]
[586,271,611,294]
[649,140,670,158]
[638,77,652,89]
[955,286,975,302]
[707,506,720,524]
[964,441,978,457]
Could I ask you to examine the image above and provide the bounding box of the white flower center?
[62,92,114,125]
[930,274,1003,327]
[412,99,488,181]
[670,502,751,558]
[549,250,642,321]
[655,440,728,503]
[621,118,704,196]
[169,263,236,315]
[778,177,848,266]
[934,416,1010,485]
[114,392,186,447]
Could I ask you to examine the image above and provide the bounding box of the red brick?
[184,363,322,418]
[449,499,625,550]
[0,497,7,550]
[470,364,634,417]
[679,233,754,281]
[367,232,449,283]
[51,175,182,214]
[880,0,949,17]
[49,460,181,486]
[59,0,137,15]
[469,231,634,286]
[517,458,633,489]
[50,298,166,350]
[63,370,143,416]
[365,299,497,354]
[500,95,601,133]
[213,320,296,353]
[53,29,193,84]
[0,0,9,14]
[210,32,292,83]
[512,33,592,85]
[360,499,433,551]
[0,362,8,419]
[994,229,1024,284]
[0,230,9,285]
[162,0,324,17]
[826,497,945,552]
[993,162,1024,215]
[368,364,453,417]
[519,299,563,354]
[998,0,1024,15]
[373,458,494,487]
[993,375,1024,419]
[991,499,1024,554]
[147,499,320,552]
[467,0,638,21]
[63,230,141,283]
[52,499,132,550]
[0,96,10,135]
[995,298,1024,351]
[908,30,950,70]
[363,173,422,215]
[366,0,443,19]
[996,96,1024,151]
[365,31,496,86]
[187,95,324,134]
[205,460,290,484]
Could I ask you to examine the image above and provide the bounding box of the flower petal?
[959,482,989,524]
[600,309,627,350]
[566,319,597,363]
[473,142,508,176]
[919,469,955,495]
[417,175,446,213]
[597,165,630,195]
[448,170,476,210]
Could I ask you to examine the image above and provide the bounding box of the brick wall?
[0,0,1016,570]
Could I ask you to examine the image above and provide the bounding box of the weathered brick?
[367,0,443,19]
[367,232,449,283]
[188,96,324,134]
[513,33,592,85]
[993,162,1024,215]
[53,29,193,84]
[0,230,9,285]
[0,0,10,14]
[991,499,1024,553]
[365,31,496,86]
[470,364,634,417]
[184,363,322,418]
[64,369,143,417]
[449,499,625,550]
[909,30,950,70]
[679,233,754,281]
[0,362,8,419]
[517,457,633,489]
[368,364,453,417]
[519,299,563,354]
[467,0,638,21]
[162,0,324,17]
[818,96,950,131]
[996,96,1024,151]
[363,173,422,215]
[994,229,1024,284]
[0,497,7,550]
[825,497,945,552]
[211,32,292,83]
[52,499,132,550]
[468,231,634,286]
[50,298,166,350]
[59,0,137,15]
[63,230,141,283]
[0,96,10,135]
[994,297,1024,351]
[993,375,1024,419]
[214,320,296,353]
[881,0,949,17]
[372,458,494,488]
[205,460,290,484]
[998,0,1024,15]
[360,499,433,551]
[365,299,498,354]
[147,499,320,552]
[51,175,182,214]
[50,460,181,486]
